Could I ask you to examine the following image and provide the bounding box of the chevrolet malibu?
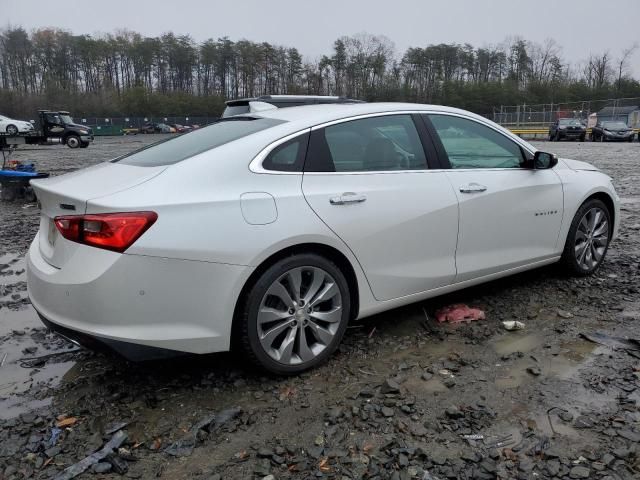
[27,103,620,374]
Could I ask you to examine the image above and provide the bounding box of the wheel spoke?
[258,307,291,325]
[591,243,603,262]
[307,321,334,345]
[310,306,342,324]
[287,269,303,302]
[260,320,292,347]
[296,326,314,362]
[303,269,325,303]
[266,281,295,308]
[276,327,297,363]
[574,240,588,257]
[310,282,338,307]
[593,220,608,237]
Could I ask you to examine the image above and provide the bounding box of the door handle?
[459,183,487,193]
[329,192,367,205]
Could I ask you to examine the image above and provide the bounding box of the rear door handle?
[459,183,487,193]
[330,192,367,205]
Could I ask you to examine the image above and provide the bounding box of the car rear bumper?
[27,233,253,358]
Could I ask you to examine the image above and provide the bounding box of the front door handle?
[459,183,487,194]
[330,192,367,205]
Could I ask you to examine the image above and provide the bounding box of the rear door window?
[114,117,284,167]
[305,115,428,172]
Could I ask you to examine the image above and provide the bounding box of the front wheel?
[238,254,351,374]
[561,199,611,276]
[6,124,18,136]
[66,135,81,148]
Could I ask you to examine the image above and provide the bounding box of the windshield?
[60,115,74,124]
[114,117,284,167]
[559,119,582,126]
[602,121,628,129]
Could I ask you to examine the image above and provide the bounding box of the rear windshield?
[114,117,284,166]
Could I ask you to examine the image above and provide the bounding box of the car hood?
[561,158,600,172]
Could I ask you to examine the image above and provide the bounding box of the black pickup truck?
[0,110,94,150]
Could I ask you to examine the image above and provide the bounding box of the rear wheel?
[66,135,80,148]
[6,124,18,136]
[561,199,611,276]
[580,134,586,142]
[238,253,351,374]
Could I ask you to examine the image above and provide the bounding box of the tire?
[554,132,561,142]
[79,142,89,148]
[599,134,605,142]
[590,134,595,142]
[580,135,586,142]
[66,135,81,148]
[561,199,612,276]
[1,185,17,202]
[238,253,351,375]
[6,124,18,136]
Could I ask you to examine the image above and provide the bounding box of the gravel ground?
[0,137,639,480]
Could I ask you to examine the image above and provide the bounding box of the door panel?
[446,169,563,281]
[302,172,459,301]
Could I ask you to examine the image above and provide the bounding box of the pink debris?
[435,304,485,324]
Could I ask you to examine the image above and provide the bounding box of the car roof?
[250,102,484,132]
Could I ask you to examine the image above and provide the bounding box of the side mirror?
[534,151,558,169]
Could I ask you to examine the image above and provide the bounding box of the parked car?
[140,123,172,134]
[170,124,193,133]
[0,114,35,135]
[590,121,636,142]
[222,95,363,117]
[549,118,586,141]
[27,103,619,374]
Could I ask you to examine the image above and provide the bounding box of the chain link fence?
[492,97,640,128]
[74,115,219,135]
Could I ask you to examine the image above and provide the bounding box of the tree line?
[0,27,638,118]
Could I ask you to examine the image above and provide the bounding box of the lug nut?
[288,308,295,314]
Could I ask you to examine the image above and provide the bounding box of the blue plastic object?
[0,169,41,178]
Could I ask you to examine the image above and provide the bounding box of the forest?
[0,26,638,117]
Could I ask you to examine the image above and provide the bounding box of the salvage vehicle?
[27,103,620,374]
[0,114,35,135]
[590,121,636,142]
[222,95,363,118]
[548,118,586,141]
[0,110,94,149]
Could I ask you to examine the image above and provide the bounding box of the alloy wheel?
[574,207,609,271]
[257,266,343,365]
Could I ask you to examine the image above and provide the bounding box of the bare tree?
[616,43,638,91]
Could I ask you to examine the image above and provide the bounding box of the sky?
[3,0,640,76]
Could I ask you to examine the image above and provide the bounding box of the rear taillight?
[54,212,157,253]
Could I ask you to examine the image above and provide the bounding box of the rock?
[556,309,574,319]
[617,429,640,442]
[421,372,433,381]
[574,416,594,428]
[107,454,129,475]
[359,387,375,398]
[430,452,447,465]
[557,410,574,422]
[526,366,542,376]
[380,378,400,394]
[381,407,394,417]
[92,462,112,474]
[445,406,464,419]
[442,377,456,388]
[262,476,276,480]
[546,459,560,476]
[257,448,274,458]
[569,466,590,478]
[254,458,271,476]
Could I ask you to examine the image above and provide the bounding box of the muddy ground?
[0,137,639,480]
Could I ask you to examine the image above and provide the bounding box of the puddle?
[0,305,78,418]
[493,333,543,356]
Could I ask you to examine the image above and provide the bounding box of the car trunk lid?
[30,162,166,268]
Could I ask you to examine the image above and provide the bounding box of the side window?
[305,115,428,172]
[428,115,525,169]
[261,133,308,172]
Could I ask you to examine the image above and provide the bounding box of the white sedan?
[27,103,619,373]
[0,114,34,135]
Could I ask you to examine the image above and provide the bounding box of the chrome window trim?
[249,110,535,174]
[249,128,311,174]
